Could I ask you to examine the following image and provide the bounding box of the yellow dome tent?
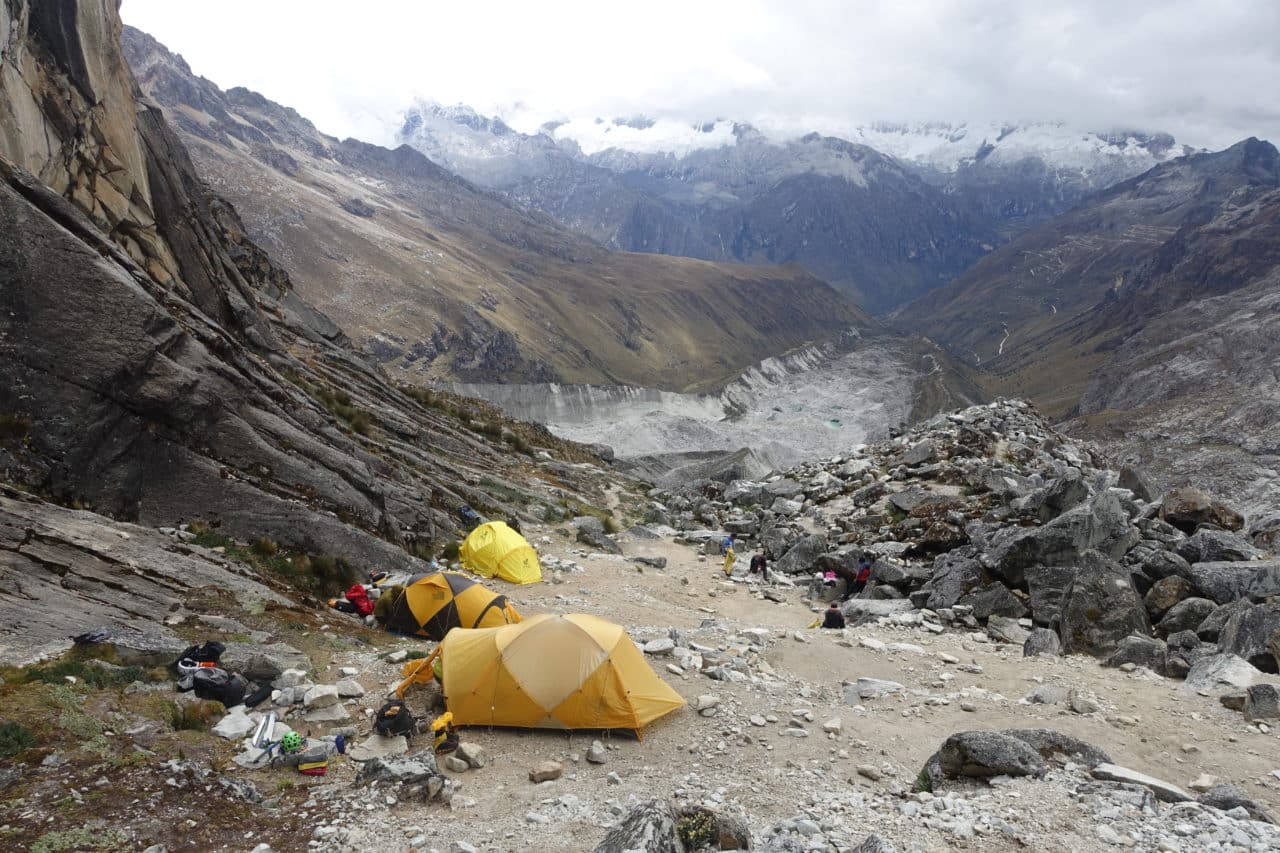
[440,613,685,735]
[382,572,521,641]
[459,521,541,585]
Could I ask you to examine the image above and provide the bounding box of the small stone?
[335,679,364,698]
[1068,689,1100,715]
[1095,825,1123,845]
[1188,773,1218,792]
[302,685,340,709]
[385,650,408,664]
[586,740,607,764]
[339,667,359,677]
[1118,662,1137,673]
[456,742,488,769]
[443,755,469,773]
[694,694,720,712]
[856,764,883,781]
[822,718,842,735]
[450,843,478,853]
[606,771,622,785]
[529,761,563,783]
[749,715,767,727]
[643,638,675,656]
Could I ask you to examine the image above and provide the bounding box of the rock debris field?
[4,400,1280,852]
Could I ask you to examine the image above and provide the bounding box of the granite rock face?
[0,0,596,577]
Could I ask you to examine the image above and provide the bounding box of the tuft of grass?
[17,658,148,690]
[251,536,278,557]
[169,699,222,732]
[0,721,37,757]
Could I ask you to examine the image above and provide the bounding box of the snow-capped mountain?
[397,103,1195,311]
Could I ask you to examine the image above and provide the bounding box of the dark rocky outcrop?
[1057,551,1152,656]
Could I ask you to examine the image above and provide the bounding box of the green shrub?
[440,540,461,562]
[0,721,37,758]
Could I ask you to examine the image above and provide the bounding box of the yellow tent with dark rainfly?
[382,572,521,641]
[459,521,541,585]
[440,613,685,735]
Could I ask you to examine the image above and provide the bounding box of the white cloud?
[119,0,1280,150]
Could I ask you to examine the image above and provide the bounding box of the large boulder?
[958,583,1028,620]
[1155,597,1217,638]
[1023,627,1061,657]
[1105,635,1167,674]
[932,731,1048,782]
[1182,653,1268,694]
[1197,784,1278,825]
[1025,564,1078,628]
[1034,470,1090,522]
[1004,729,1111,767]
[759,524,797,560]
[1144,576,1193,620]
[724,480,766,506]
[1176,529,1264,564]
[922,550,983,610]
[1186,562,1264,604]
[1118,466,1157,502]
[577,528,622,554]
[774,534,828,575]
[593,800,680,853]
[1244,562,1280,602]
[1057,551,1151,657]
[1160,487,1244,533]
[1217,601,1280,673]
[1248,512,1280,552]
[987,491,1137,586]
[1197,599,1249,643]
[1139,549,1193,582]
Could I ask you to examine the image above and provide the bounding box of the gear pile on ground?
[650,400,1280,719]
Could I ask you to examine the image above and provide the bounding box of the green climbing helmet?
[281,731,303,753]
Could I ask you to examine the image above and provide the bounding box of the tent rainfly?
[382,572,521,641]
[459,521,541,584]
[440,614,685,735]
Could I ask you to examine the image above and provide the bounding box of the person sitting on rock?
[821,601,846,629]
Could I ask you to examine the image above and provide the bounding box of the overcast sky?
[120,0,1280,151]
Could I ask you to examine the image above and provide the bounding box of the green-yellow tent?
[460,521,541,584]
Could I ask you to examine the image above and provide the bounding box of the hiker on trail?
[720,533,737,576]
[821,601,846,629]
[748,551,769,581]
[849,556,873,599]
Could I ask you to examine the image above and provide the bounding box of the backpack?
[172,641,225,670]
[178,667,249,707]
[373,700,415,738]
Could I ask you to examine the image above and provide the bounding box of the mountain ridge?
[123,26,870,393]
[397,104,1194,312]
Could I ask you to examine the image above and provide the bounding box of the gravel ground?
[228,525,1280,852]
